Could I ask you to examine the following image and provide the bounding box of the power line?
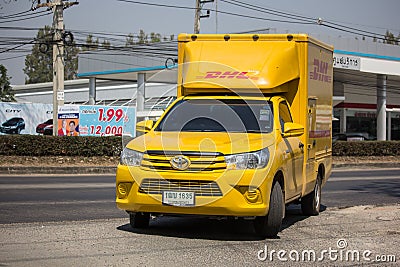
[116,0,316,25]
[221,0,315,23]
[0,11,52,23]
[0,9,32,19]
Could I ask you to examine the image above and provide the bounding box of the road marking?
[0,174,399,190]
[0,200,113,206]
[0,183,114,190]
[323,190,370,194]
[329,176,400,182]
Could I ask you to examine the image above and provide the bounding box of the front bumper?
[116,165,274,217]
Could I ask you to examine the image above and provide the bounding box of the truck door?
[306,98,317,190]
[277,101,304,200]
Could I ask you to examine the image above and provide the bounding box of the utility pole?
[194,0,213,34]
[52,0,64,136]
[194,0,200,34]
[34,0,78,136]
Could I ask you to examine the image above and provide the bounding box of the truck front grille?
[139,178,223,197]
[140,150,226,172]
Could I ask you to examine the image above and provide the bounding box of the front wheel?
[254,182,284,238]
[129,212,150,228]
[301,173,322,216]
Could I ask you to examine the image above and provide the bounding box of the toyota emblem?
[170,155,191,170]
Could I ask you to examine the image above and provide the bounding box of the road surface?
[0,169,399,224]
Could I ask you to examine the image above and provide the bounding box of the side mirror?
[136,120,154,133]
[283,122,304,138]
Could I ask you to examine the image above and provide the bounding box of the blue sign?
[79,105,136,137]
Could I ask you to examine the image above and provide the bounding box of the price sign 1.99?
[79,106,136,137]
[97,108,124,122]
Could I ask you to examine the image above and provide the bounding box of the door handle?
[299,142,304,149]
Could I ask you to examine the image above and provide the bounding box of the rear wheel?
[254,182,284,238]
[301,173,322,216]
[129,212,150,228]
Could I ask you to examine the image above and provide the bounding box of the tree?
[0,65,16,102]
[23,26,53,84]
[82,34,99,51]
[150,32,161,43]
[101,39,111,49]
[23,26,80,84]
[125,30,167,46]
[138,29,148,44]
[383,30,399,45]
[125,33,135,47]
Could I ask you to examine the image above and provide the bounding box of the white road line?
[328,176,400,182]
[0,200,113,206]
[0,183,114,190]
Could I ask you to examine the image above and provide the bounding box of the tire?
[129,212,150,228]
[301,173,322,216]
[254,182,284,238]
[17,127,21,134]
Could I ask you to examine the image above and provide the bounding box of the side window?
[279,101,293,133]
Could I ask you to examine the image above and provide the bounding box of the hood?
[127,131,275,155]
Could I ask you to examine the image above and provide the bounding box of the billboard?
[57,105,80,136]
[0,102,136,137]
[0,102,52,135]
[78,105,136,136]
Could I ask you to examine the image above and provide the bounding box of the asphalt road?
[0,169,399,224]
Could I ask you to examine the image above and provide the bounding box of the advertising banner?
[0,102,52,135]
[78,105,136,137]
[57,105,80,136]
[1,103,136,137]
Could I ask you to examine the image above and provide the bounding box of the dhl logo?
[310,59,332,83]
[197,71,259,80]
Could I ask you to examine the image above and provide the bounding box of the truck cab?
[116,34,333,238]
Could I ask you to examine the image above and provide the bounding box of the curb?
[0,163,398,175]
[0,166,117,175]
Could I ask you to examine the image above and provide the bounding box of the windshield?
[3,118,21,126]
[155,98,273,133]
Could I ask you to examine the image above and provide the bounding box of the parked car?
[43,125,53,135]
[0,117,25,134]
[333,132,376,142]
[36,119,53,134]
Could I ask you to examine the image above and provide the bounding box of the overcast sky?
[1,0,399,85]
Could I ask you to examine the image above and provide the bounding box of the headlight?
[225,147,269,170]
[120,148,143,166]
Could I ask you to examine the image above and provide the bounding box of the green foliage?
[82,34,99,51]
[150,32,161,43]
[332,141,400,156]
[0,135,125,157]
[125,30,168,46]
[0,64,16,102]
[383,30,399,45]
[23,26,80,84]
[1,136,399,158]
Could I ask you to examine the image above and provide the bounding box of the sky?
[1,0,399,85]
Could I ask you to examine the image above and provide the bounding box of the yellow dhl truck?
[116,34,333,238]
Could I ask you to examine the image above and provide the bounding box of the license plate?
[162,191,195,207]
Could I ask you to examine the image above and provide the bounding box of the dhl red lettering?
[236,72,249,79]
[219,71,239,78]
[201,71,259,80]
[204,71,221,78]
